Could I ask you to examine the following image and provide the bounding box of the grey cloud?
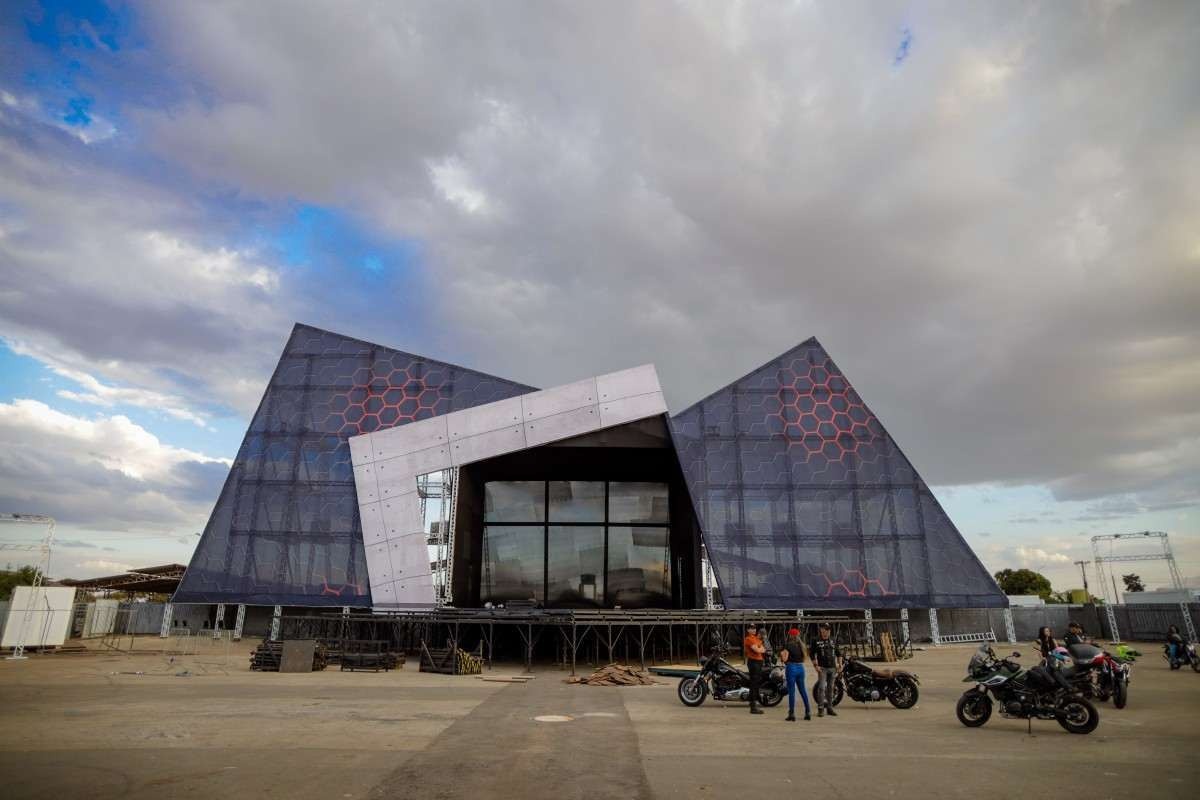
[1,2,1198,523]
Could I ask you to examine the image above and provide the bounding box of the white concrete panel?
[525,404,601,447]
[394,574,435,607]
[359,501,386,546]
[600,391,668,429]
[373,415,448,460]
[379,493,423,539]
[388,533,431,578]
[450,423,527,466]
[374,460,418,500]
[352,463,380,503]
[348,432,374,466]
[369,580,397,604]
[521,377,597,420]
[365,542,393,583]
[397,443,452,478]
[448,396,524,441]
[597,364,660,402]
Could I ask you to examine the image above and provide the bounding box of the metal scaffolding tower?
[1,513,56,660]
[418,469,458,607]
[1091,531,1196,643]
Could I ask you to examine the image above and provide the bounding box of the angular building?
[175,324,1005,611]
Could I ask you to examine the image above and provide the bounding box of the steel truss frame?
[1,513,56,660]
[272,608,913,675]
[1092,532,1196,643]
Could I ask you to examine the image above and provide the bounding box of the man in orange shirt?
[743,622,766,715]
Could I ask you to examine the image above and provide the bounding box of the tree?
[1122,573,1145,592]
[993,568,1053,598]
[0,565,41,601]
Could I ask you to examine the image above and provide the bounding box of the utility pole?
[1074,560,1090,598]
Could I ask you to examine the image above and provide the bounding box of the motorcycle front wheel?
[760,686,785,708]
[677,676,708,707]
[1113,677,1128,709]
[1056,697,1099,734]
[811,678,845,707]
[955,692,992,727]
[887,677,919,709]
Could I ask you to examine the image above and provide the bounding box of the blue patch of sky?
[4,0,155,144]
[893,27,913,66]
[263,202,423,282]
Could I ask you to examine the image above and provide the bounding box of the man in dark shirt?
[743,623,766,715]
[1063,622,1086,648]
[810,623,841,717]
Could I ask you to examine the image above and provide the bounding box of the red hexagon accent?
[771,358,883,463]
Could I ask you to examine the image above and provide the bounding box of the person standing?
[779,627,811,721]
[810,623,841,717]
[743,622,766,715]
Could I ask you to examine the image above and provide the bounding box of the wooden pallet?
[249,640,328,672]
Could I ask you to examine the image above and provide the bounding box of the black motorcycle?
[677,645,785,708]
[813,656,920,709]
[956,645,1098,735]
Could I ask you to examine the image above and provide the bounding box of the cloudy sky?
[1,1,1197,594]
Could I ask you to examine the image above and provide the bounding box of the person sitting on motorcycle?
[1063,621,1087,648]
[1166,625,1185,667]
[779,627,812,722]
[810,623,841,717]
[1036,626,1058,665]
[743,622,766,715]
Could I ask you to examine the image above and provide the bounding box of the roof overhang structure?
[62,563,186,594]
[348,365,667,609]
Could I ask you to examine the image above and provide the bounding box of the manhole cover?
[533,715,573,723]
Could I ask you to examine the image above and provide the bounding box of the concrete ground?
[0,637,1197,799]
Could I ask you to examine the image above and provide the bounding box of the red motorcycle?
[1054,643,1131,708]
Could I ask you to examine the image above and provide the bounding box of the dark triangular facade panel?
[669,338,1005,609]
[174,324,537,606]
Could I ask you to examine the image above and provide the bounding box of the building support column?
[270,605,282,641]
[233,604,246,641]
[864,608,874,642]
[900,607,910,644]
[928,608,941,646]
[213,602,225,639]
[159,603,174,638]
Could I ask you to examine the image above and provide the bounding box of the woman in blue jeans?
[779,627,812,721]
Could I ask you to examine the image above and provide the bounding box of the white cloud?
[78,559,133,573]
[0,399,227,481]
[429,158,490,215]
[1014,545,1072,566]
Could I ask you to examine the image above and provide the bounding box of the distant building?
[1123,588,1200,605]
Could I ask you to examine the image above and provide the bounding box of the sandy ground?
[0,637,1197,799]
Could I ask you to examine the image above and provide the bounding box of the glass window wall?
[481,480,672,608]
[480,525,545,605]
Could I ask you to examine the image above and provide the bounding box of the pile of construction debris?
[565,664,660,686]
